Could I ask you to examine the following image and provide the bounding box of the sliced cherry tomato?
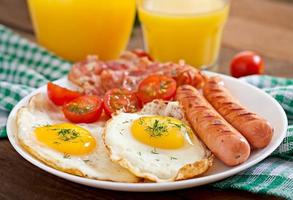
[131,49,153,61]
[103,88,141,116]
[62,96,103,123]
[47,82,82,106]
[137,75,177,104]
[230,51,264,78]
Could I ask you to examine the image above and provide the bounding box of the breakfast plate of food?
[6,51,287,191]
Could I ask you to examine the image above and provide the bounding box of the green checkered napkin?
[0,25,292,199]
[0,25,71,137]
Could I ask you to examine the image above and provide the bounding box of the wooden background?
[0,0,292,199]
[0,0,293,77]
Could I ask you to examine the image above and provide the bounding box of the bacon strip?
[68,51,206,96]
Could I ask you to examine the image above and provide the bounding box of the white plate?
[6,72,287,192]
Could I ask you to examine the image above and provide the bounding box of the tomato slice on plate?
[137,75,177,104]
[47,82,81,106]
[62,96,103,123]
[103,88,141,116]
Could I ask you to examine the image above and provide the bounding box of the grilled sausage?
[176,85,250,166]
[203,76,273,149]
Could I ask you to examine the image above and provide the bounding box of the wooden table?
[0,0,292,199]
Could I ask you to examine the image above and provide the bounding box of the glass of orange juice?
[28,0,136,61]
[138,0,230,70]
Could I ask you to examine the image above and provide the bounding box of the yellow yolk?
[34,123,96,155]
[131,116,192,149]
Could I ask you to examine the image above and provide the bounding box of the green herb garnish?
[138,118,145,125]
[159,80,171,93]
[151,148,159,154]
[166,119,185,129]
[67,103,93,114]
[145,119,168,137]
[63,153,71,159]
[53,141,61,145]
[57,128,80,142]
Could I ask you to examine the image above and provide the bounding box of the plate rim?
[6,72,288,192]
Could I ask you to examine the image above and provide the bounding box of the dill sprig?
[166,119,185,129]
[67,103,93,114]
[63,153,71,159]
[57,128,80,141]
[145,119,168,137]
[138,118,145,125]
[151,148,159,154]
[170,156,178,160]
[159,80,171,93]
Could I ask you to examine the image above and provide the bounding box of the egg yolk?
[131,116,192,149]
[34,123,96,155]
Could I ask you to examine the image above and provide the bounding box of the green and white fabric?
[0,25,292,199]
[0,25,71,137]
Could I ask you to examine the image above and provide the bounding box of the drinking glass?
[138,0,230,70]
[28,0,136,61]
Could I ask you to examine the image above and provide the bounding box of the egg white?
[16,93,139,182]
[104,103,213,182]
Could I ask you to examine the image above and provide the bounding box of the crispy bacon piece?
[68,51,206,96]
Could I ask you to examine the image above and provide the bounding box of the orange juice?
[28,0,136,61]
[138,0,229,69]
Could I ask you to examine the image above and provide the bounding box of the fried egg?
[16,93,139,182]
[104,101,212,182]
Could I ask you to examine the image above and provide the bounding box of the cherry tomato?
[230,51,264,78]
[47,82,82,106]
[131,49,153,61]
[103,88,141,116]
[137,75,177,104]
[62,96,103,123]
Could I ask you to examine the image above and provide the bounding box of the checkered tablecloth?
[0,24,71,137]
[0,25,292,199]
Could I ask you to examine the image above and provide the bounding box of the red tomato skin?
[62,96,103,123]
[137,75,177,104]
[47,82,81,106]
[103,100,112,117]
[103,88,141,117]
[230,51,264,78]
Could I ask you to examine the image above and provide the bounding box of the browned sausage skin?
[203,76,273,149]
[176,85,250,166]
